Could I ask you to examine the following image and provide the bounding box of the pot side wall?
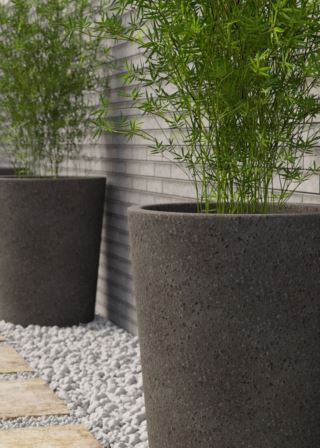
[129,205,320,448]
[0,177,106,326]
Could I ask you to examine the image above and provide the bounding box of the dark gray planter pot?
[128,203,320,448]
[0,177,106,326]
[0,167,15,175]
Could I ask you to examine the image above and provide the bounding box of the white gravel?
[0,316,148,448]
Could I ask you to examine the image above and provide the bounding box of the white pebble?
[0,316,148,448]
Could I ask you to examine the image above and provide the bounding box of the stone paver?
[0,379,70,418]
[0,338,101,448]
[0,345,33,373]
[0,424,101,447]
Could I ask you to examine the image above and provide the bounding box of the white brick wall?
[0,6,318,335]
[66,39,320,335]
[59,39,199,334]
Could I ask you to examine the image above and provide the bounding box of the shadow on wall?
[96,183,139,335]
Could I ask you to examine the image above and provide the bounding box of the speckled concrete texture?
[128,202,320,448]
[0,177,106,326]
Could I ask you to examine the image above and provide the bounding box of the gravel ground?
[0,316,148,448]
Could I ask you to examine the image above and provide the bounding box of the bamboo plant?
[98,0,320,213]
[0,0,107,176]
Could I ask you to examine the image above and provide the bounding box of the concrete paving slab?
[0,379,70,418]
[0,345,33,373]
[0,424,101,447]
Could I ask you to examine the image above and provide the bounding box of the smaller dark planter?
[0,167,15,175]
[0,176,106,326]
[129,202,320,448]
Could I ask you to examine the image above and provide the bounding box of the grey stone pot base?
[0,176,106,326]
[129,202,320,448]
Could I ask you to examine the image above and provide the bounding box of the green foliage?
[0,0,107,176]
[98,0,320,213]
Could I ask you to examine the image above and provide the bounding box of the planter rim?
[0,175,106,182]
[129,202,320,218]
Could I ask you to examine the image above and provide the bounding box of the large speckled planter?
[0,177,106,326]
[128,203,320,448]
